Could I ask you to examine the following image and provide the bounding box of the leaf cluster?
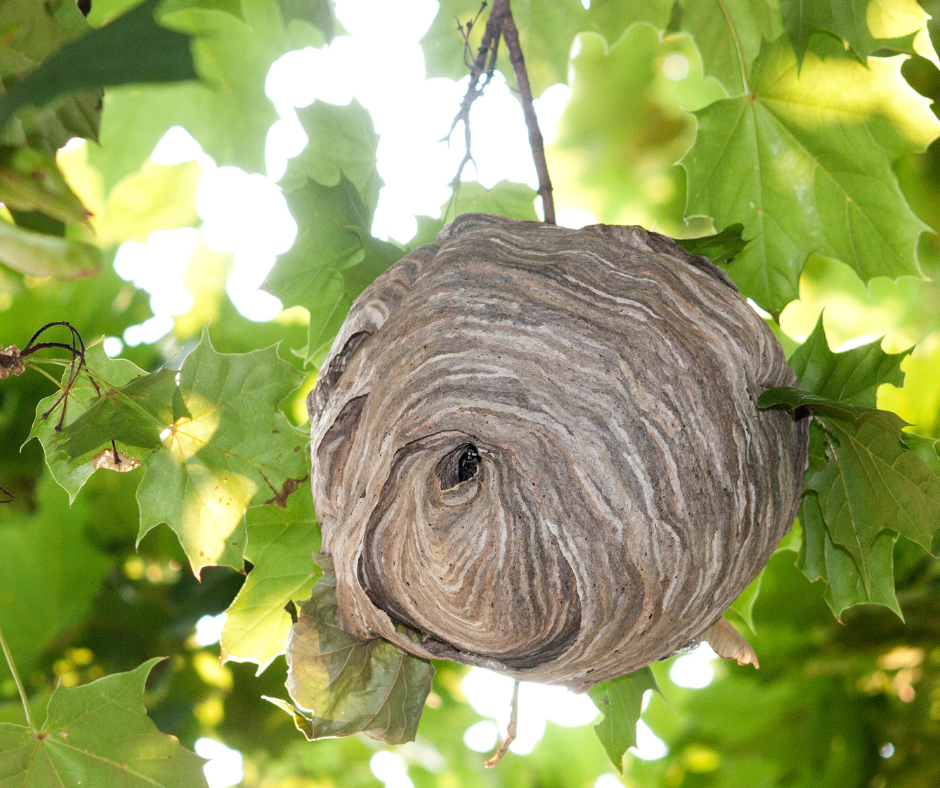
[3,0,940,786]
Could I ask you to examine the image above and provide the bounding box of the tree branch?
[443,0,556,224]
[495,0,555,224]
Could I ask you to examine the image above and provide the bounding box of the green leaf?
[797,492,901,618]
[88,0,287,188]
[342,233,404,300]
[421,0,589,97]
[675,223,748,265]
[0,0,197,134]
[449,179,539,220]
[135,331,307,575]
[678,0,783,95]
[780,0,939,66]
[0,474,112,684]
[905,432,940,555]
[301,271,353,368]
[0,0,101,153]
[759,387,940,590]
[267,177,403,366]
[284,99,383,214]
[905,432,940,478]
[61,367,181,459]
[0,220,101,279]
[0,659,208,788]
[28,342,149,501]
[587,667,659,773]
[728,570,764,632]
[682,36,940,312]
[221,484,321,672]
[587,0,676,47]
[0,146,91,226]
[282,554,434,745]
[59,329,307,574]
[788,314,910,406]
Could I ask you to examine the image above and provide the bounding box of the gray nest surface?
[305,214,808,691]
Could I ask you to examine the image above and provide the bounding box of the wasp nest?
[307,214,808,691]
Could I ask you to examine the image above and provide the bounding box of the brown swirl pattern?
[306,214,808,690]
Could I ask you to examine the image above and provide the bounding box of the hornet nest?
[301,214,809,691]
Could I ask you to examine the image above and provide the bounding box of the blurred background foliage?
[2,0,940,787]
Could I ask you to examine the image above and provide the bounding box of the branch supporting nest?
[443,0,556,224]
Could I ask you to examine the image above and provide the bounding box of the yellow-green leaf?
[781,0,939,66]
[221,485,321,672]
[587,667,659,773]
[95,159,201,246]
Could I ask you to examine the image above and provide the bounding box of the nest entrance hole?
[438,444,480,490]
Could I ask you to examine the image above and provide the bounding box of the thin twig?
[0,621,36,731]
[442,2,504,185]
[442,0,556,225]
[497,0,555,224]
[485,680,520,767]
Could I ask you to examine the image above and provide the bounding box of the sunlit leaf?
[94,160,201,246]
[0,0,197,134]
[267,177,403,366]
[282,554,434,745]
[61,366,181,458]
[682,37,940,312]
[135,330,307,575]
[222,484,321,672]
[28,342,152,500]
[678,0,783,95]
[588,667,659,773]
[284,99,383,213]
[0,475,111,684]
[781,0,939,66]
[0,220,101,279]
[89,0,287,189]
[449,179,538,220]
[587,0,675,47]
[0,659,208,788]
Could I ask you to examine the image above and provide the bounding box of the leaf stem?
[0,621,36,731]
[717,0,751,95]
[27,363,66,387]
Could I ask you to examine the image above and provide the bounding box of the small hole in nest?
[439,444,480,490]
